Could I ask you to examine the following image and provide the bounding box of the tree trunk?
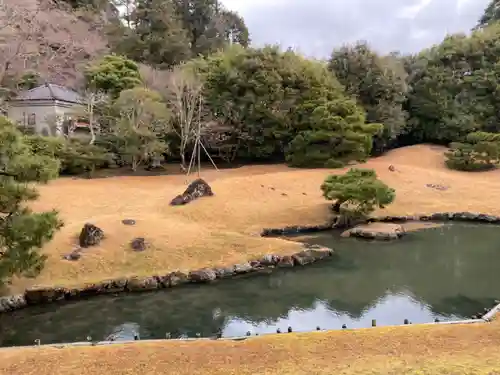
[131,156,139,172]
[332,201,342,214]
[332,214,354,229]
[180,152,187,171]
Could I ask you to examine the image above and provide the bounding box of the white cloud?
[221,0,490,57]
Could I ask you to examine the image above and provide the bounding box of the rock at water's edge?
[343,223,405,240]
[189,268,217,283]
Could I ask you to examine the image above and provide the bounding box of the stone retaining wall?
[0,245,334,314]
[2,211,499,315]
[260,211,500,237]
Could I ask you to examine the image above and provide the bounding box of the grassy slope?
[4,144,500,374]
[15,144,500,291]
[1,317,500,375]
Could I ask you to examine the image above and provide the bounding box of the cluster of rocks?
[0,245,333,313]
[262,212,500,239]
[170,178,214,206]
[261,224,333,237]
[62,223,105,261]
[370,212,500,224]
[63,221,148,260]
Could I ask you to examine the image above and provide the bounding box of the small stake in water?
[287,326,292,333]
[342,324,347,329]
[371,319,376,327]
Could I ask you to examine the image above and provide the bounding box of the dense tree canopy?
[406,24,500,144]
[477,0,500,28]
[0,117,63,284]
[197,45,381,167]
[328,42,408,154]
[109,0,249,69]
[9,0,500,174]
[84,55,142,98]
[445,131,500,171]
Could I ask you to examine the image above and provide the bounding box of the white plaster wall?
[8,105,57,135]
[7,102,84,136]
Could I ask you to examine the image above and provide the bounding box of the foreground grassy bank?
[10,144,500,292]
[2,317,500,375]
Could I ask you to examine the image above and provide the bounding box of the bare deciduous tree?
[0,2,41,85]
[164,64,205,170]
[0,0,107,88]
[69,89,109,144]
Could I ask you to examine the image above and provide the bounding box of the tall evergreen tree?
[112,0,191,68]
[172,0,249,56]
[0,117,63,284]
[477,0,500,28]
[328,42,409,154]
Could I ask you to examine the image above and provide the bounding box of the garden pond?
[0,223,499,347]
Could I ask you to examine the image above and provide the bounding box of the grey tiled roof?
[13,83,82,104]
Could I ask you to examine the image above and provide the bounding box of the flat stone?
[292,247,333,265]
[188,268,217,283]
[100,278,128,293]
[0,295,26,312]
[126,276,159,291]
[214,267,236,279]
[63,250,81,261]
[25,287,66,305]
[343,223,405,241]
[167,271,189,287]
[451,212,479,221]
[277,255,294,268]
[233,263,253,274]
[259,254,281,266]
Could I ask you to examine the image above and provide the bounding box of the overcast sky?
[221,0,490,57]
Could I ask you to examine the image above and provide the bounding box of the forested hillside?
[1,0,500,172]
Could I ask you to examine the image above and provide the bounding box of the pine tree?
[321,168,395,226]
[0,116,63,284]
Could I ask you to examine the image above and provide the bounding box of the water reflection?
[0,223,499,347]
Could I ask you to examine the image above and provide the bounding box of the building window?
[27,113,36,126]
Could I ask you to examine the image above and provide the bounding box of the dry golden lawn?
[2,317,500,375]
[12,144,500,291]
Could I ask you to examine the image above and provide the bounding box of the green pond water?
[0,223,499,347]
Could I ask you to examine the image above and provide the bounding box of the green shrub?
[321,168,395,218]
[445,131,500,171]
[25,134,111,176]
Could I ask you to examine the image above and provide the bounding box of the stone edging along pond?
[261,211,500,236]
[0,245,334,314]
[1,211,500,315]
